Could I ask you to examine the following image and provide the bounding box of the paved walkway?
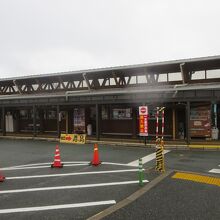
[94,171,220,220]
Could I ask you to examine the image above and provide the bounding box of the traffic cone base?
[51,145,63,168]
[0,175,5,182]
[90,161,102,166]
[51,163,63,168]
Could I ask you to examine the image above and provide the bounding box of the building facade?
[1,55,220,143]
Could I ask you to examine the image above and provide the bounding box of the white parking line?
[7,169,140,180]
[102,162,136,167]
[7,161,90,168]
[209,169,220,174]
[0,200,116,214]
[127,150,170,167]
[0,180,149,194]
[1,161,136,171]
[1,164,87,171]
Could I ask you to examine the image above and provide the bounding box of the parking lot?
[0,139,160,220]
[0,139,219,220]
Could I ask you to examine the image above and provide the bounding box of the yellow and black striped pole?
[155,141,165,172]
[155,107,165,172]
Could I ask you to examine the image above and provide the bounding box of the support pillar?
[57,105,60,138]
[39,109,44,134]
[1,107,6,136]
[172,108,176,140]
[66,111,69,134]
[186,101,190,144]
[132,107,137,138]
[213,103,217,128]
[96,104,101,140]
[33,105,37,137]
[68,109,73,133]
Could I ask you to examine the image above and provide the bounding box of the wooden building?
[0,55,220,143]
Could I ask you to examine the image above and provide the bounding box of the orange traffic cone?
[0,169,5,182]
[51,145,63,168]
[90,143,101,166]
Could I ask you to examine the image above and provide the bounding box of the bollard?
[160,139,165,172]
[155,138,160,171]
[138,158,144,186]
[155,140,165,172]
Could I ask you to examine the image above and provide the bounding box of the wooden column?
[33,105,37,137]
[132,107,137,138]
[68,109,73,133]
[96,104,101,140]
[186,101,190,144]
[57,105,60,138]
[1,107,6,136]
[66,111,69,134]
[39,109,44,134]
[172,108,176,140]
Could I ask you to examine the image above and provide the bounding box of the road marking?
[7,169,141,180]
[127,150,170,167]
[172,172,220,187]
[88,170,173,220]
[209,169,220,174]
[0,200,116,214]
[7,161,90,168]
[2,161,136,171]
[0,180,149,194]
[102,162,136,167]
[1,164,87,171]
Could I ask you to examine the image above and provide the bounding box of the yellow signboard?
[60,134,86,144]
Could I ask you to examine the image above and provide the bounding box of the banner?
[60,134,86,144]
[139,106,148,136]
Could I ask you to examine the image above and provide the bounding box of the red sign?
[65,136,72,141]
[139,106,148,136]
[140,107,146,114]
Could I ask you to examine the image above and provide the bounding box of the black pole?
[2,107,6,136]
[33,105,37,137]
[186,101,190,144]
[96,104,100,141]
[57,105,60,138]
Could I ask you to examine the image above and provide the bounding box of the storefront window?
[102,106,109,120]
[20,110,28,119]
[90,107,96,120]
[112,108,132,120]
[73,108,85,133]
[30,109,40,119]
[47,110,56,119]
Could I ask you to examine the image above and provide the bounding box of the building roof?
[1,55,220,82]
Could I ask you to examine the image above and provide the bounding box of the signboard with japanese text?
[139,106,149,136]
[190,104,211,137]
[60,133,86,144]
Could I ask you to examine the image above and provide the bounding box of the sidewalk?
[0,135,220,150]
[88,171,220,220]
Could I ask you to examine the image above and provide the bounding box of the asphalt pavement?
[104,172,220,220]
[0,139,219,220]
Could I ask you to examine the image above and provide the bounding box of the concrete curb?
[87,140,188,150]
[0,136,220,150]
[0,136,59,142]
[87,170,173,220]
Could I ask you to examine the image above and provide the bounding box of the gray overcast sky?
[0,0,220,78]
